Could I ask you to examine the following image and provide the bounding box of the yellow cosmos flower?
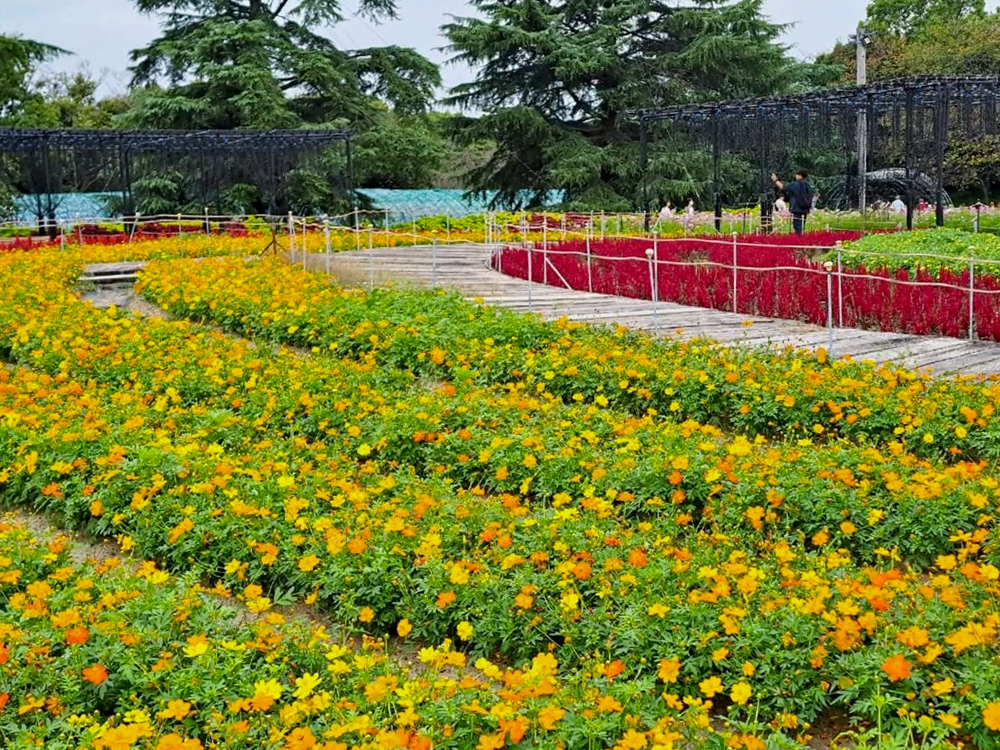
[730,681,753,706]
[293,672,321,700]
[183,634,209,658]
[157,699,192,721]
[699,676,724,698]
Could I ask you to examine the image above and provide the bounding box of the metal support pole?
[639,117,649,225]
[368,227,374,291]
[59,220,66,252]
[935,89,948,228]
[713,114,723,234]
[432,238,438,288]
[836,241,844,328]
[825,261,835,356]
[856,26,869,221]
[205,206,210,237]
[128,212,141,244]
[970,247,976,341]
[496,214,503,275]
[385,209,390,240]
[526,241,534,312]
[288,211,295,259]
[543,219,548,286]
[732,232,738,314]
[904,87,915,231]
[302,216,307,270]
[324,215,331,275]
[586,229,593,293]
[646,247,658,331]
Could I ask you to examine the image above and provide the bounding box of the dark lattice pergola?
[0,128,353,229]
[635,76,1000,230]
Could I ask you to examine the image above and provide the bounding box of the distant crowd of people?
[652,169,992,237]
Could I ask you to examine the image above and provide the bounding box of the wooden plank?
[319,243,1000,378]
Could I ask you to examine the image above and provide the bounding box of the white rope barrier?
[493,242,1000,342]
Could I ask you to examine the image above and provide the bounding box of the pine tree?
[443,0,807,208]
[0,34,66,125]
[125,0,441,129]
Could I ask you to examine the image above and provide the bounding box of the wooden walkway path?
[298,244,1000,377]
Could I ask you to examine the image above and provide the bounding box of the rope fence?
[8,207,1000,347]
[488,234,1000,348]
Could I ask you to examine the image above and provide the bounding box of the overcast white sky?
[6,0,1000,100]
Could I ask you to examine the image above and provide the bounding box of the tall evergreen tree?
[0,33,66,125]
[125,0,441,129]
[443,0,813,208]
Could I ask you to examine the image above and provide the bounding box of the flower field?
[4,241,1000,748]
[494,230,1000,342]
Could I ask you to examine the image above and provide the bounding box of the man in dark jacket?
[771,170,813,235]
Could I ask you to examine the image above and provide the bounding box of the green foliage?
[816,9,1000,202]
[125,0,439,129]
[945,134,1000,203]
[116,0,443,213]
[819,11,1000,83]
[355,111,449,189]
[834,227,1000,275]
[443,0,827,210]
[34,72,132,128]
[865,0,985,38]
[0,33,67,126]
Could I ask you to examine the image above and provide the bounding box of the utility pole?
[855,24,870,222]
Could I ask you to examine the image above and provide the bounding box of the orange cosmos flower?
[628,548,647,567]
[65,626,89,645]
[82,664,109,684]
[603,659,625,679]
[537,705,566,731]
[881,654,912,682]
[437,591,456,608]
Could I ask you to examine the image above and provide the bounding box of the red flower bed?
[1,224,254,254]
[493,231,1000,342]
[0,236,61,253]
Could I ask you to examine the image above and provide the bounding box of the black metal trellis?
[633,76,1000,229]
[0,128,353,235]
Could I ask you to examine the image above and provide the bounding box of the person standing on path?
[771,170,813,235]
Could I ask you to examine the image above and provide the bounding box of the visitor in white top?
[652,200,673,231]
[685,199,696,216]
[774,195,788,214]
[890,195,907,213]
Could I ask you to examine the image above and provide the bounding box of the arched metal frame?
[0,128,353,230]
[634,76,1000,231]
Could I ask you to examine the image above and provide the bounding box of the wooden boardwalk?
[297,243,1000,377]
